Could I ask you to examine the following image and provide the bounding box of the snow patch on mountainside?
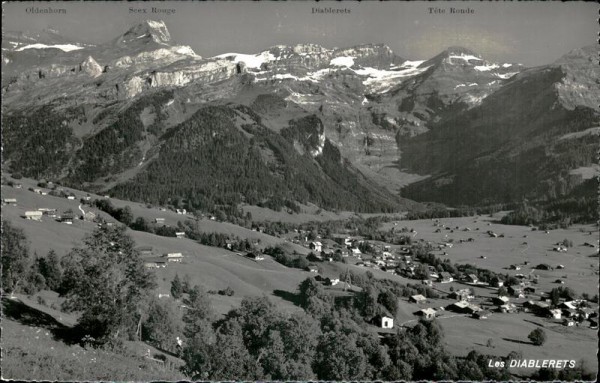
[330,56,355,67]
[15,43,84,52]
[474,63,500,71]
[214,51,275,70]
[494,72,518,79]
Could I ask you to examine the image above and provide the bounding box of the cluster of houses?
[139,246,185,268]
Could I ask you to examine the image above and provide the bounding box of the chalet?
[446,301,481,314]
[66,195,76,200]
[448,289,474,301]
[409,294,427,304]
[559,301,578,310]
[164,253,184,262]
[374,315,394,329]
[309,241,323,252]
[58,213,74,224]
[562,308,578,318]
[324,277,340,286]
[175,232,186,239]
[154,218,166,225]
[556,264,565,269]
[2,198,17,206]
[535,264,553,271]
[524,286,536,294]
[472,310,490,320]
[38,208,57,217]
[13,183,22,189]
[136,246,154,257]
[439,272,454,283]
[578,308,594,319]
[509,264,521,270]
[307,265,319,273]
[351,248,362,256]
[24,211,43,221]
[548,308,562,319]
[529,301,550,316]
[466,274,479,284]
[563,319,576,327]
[492,296,510,306]
[176,208,187,215]
[144,257,167,269]
[507,286,525,298]
[33,188,43,194]
[553,245,568,253]
[415,308,437,320]
[422,279,433,286]
[247,252,265,261]
[499,303,517,313]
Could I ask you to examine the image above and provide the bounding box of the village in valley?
[2,174,598,379]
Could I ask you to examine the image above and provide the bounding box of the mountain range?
[2,20,598,213]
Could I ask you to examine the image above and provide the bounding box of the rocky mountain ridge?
[2,20,597,210]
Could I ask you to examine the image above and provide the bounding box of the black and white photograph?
[1,1,598,381]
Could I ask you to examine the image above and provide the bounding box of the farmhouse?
[247,252,265,261]
[446,301,481,314]
[58,212,74,224]
[448,289,474,301]
[374,315,394,329]
[578,308,594,319]
[507,286,525,298]
[144,257,167,269]
[492,296,510,306]
[535,263,553,270]
[67,195,76,200]
[465,274,479,284]
[415,308,437,320]
[509,264,521,271]
[3,198,17,206]
[309,241,322,252]
[154,218,165,224]
[307,265,319,273]
[499,303,517,313]
[563,319,576,327]
[472,310,490,320]
[38,208,57,217]
[439,272,454,283]
[560,301,578,310]
[524,286,536,294]
[410,294,427,304]
[176,208,187,215]
[351,248,362,256]
[164,253,184,262]
[175,232,186,239]
[24,211,43,221]
[548,308,562,319]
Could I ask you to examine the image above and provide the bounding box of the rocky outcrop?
[79,56,102,77]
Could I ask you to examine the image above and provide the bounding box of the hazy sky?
[2,1,597,66]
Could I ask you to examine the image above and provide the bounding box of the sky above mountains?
[2,1,596,66]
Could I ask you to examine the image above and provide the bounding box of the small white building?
[165,253,184,262]
[376,315,394,329]
[175,232,186,239]
[24,211,43,221]
[309,241,322,252]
